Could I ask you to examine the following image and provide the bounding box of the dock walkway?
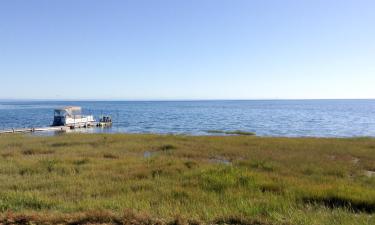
[0,121,112,134]
[0,126,68,134]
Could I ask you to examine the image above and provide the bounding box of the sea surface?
[0,100,375,137]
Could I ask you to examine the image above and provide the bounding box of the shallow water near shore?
[1,99,375,137]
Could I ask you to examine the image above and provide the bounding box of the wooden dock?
[0,122,112,134]
[0,126,68,134]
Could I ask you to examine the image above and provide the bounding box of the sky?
[0,0,374,100]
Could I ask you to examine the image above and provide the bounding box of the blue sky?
[0,0,374,100]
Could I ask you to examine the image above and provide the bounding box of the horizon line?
[0,98,375,102]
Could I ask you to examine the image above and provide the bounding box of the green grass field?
[0,133,374,225]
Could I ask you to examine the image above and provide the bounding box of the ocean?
[0,100,375,137]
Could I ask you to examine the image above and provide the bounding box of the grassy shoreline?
[0,133,374,224]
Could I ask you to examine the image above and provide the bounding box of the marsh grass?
[0,134,374,224]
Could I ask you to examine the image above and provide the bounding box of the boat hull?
[53,115,96,127]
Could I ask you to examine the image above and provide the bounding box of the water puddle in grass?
[209,158,232,165]
[144,151,155,158]
[351,157,360,164]
[365,170,375,178]
[143,151,169,158]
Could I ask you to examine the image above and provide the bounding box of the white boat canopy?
[54,106,82,116]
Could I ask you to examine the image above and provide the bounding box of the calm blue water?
[0,100,375,137]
